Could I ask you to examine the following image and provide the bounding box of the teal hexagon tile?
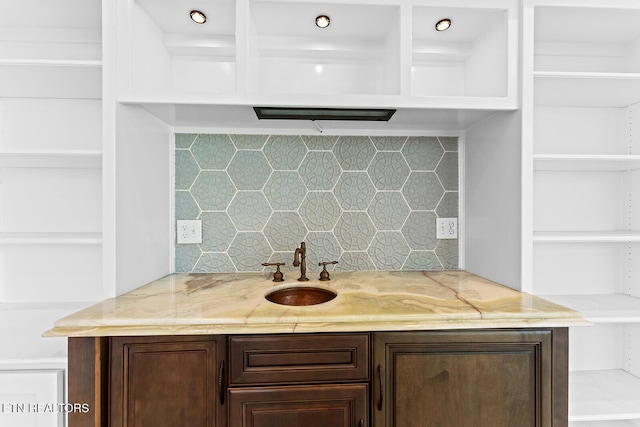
[175,244,201,272]
[402,172,444,211]
[231,134,269,149]
[263,211,308,252]
[438,136,459,152]
[368,231,410,270]
[334,212,376,251]
[333,136,375,171]
[436,152,458,191]
[264,135,307,170]
[227,151,272,190]
[227,192,272,231]
[305,232,342,272]
[436,192,459,218]
[299,192,342,231]
[263,171,306,211]
[368,152,410,190]
[175,191,201,220]
[301,135,338,151]
[403,251,443,271]
[193,252,236,273]
[436,239,459,269]
[228,232,273,271]
[402,211,438,250]
[191,134,236,170]
[401,137,444,171]
[336,252,376,271]
[298,151,341,190]
[200,211,236,252]
[175,133,198,149]
[191,171,236,210]
[370,136,407,151]
[175,150,200,190]
[367,192,410,231]
[334,172,376,211]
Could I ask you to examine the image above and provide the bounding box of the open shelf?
[534,73,640,108]
[533,103,639,156]
[534,155,640,172]
[533,242,639,296]
[127,0,236,97]
[534,5,640,75]
[569,370,640,422]
[0,151,102,169]
[533,231,640,243]
[542,295,640,323]
[533,170,639,233]
[248,1,401,96]
[0,0,102,100]
[411,5,509,98]
[0,232,102,245]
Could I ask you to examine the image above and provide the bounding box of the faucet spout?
[293,242,309,282]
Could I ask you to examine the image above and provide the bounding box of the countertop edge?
[44,317,590,338]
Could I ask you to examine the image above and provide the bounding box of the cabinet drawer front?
[228,384,369,427]
[229,333,369,385]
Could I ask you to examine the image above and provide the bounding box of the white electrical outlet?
[436,218,458,239]
[177,220,202,244]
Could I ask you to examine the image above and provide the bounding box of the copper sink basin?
[265,286,337,306]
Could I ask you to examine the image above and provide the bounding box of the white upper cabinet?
[117,0,518,114]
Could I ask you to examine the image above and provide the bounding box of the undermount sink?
[265,286,337,306]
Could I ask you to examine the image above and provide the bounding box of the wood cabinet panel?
[229,333,369,385]
[110,335,226,427]
[68,337,108,427]
[373,329,566,427]
[228,384,368,427]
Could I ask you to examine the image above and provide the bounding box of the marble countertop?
[45,270,587,337]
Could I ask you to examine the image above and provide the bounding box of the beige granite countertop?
[45,270,587,337]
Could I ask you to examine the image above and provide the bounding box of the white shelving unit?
[114,0,518,130]
[523,1,640,425]
[0,1,104,419]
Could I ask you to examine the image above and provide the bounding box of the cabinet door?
[110,335,227,427]
[228,384,368,427]
[373,329,567,427]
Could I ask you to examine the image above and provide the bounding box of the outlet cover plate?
[436,218,458,239]
[177,220,202,244]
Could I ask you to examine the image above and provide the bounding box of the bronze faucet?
[292,242,309,281]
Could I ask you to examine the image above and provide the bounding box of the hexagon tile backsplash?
[175,134,458,274]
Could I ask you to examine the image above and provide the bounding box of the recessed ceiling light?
[316,15,330,28]
[190,10,207,24]
[435,18,452,31]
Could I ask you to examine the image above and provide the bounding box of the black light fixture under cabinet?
[253,107,396,121]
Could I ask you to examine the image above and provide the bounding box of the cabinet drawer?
[228,384,369,427]
[229,333,369,385]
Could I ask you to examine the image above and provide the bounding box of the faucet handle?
[262,262,285,282]
[318,261,338,281]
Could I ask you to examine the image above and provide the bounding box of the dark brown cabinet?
[227,333,370,427]
[109,335,227,427]
[68,328,567,427]
[372,329,568,427]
